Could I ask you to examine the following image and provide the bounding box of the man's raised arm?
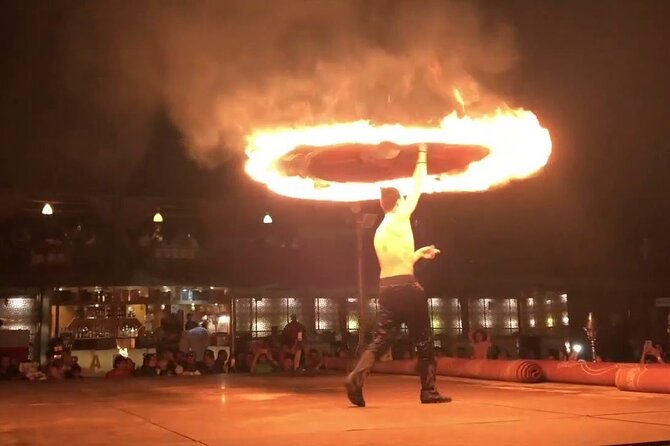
[399,144,427,215]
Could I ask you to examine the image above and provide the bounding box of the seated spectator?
[182,352,200,374]
[251,348,277,375]
[66,356,83,379]
[138,354,159,377]
[198,349,220,374]
[243,352,254,372]
[434,347,446,358]
[488,345,502,359]
[641,341,665,364]
[267,326,282,359]
[281,354,295,372]
[127,357,137,376]
[157,356,173,376]
[337,348,351,359]
[0,354,20,381]
[105,355,132,379]
[304,348,324,371]
[456,346,468,358]
[46,360,65,380]
[162,350,178,373]
[546,348,560,360]
[215,349,228,373]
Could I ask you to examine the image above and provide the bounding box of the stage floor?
[2,373,670,445]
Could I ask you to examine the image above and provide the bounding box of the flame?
[244,108,552,202]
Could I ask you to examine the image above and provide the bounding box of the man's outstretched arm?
[413,245,440,263]
[399,144,427,215]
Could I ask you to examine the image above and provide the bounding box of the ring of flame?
[245,110,552,202]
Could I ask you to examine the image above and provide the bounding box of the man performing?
[345,144,451,406]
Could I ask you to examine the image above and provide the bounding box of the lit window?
[546,315,555,328]
[561,311,569,326]
[314,298,337,332]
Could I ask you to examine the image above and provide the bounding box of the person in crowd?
[157,355,173,376]
[179,322,210,363]
[215,349,228,373]
[184,313,199,331]
[488,345,502,359]
[469,329,491,359]
[547,348,560,360]
[304,348,324,371]
[243,352,255,371]
[0,354,20,380]
[198,349,221,374]
[282,314,306,370]
[65,356,83,379]
[640,340,665,364]
[251,348,278,375]
[434,347,446,358]
[138,354,159,377]
[162,350,177,373]
[182,352,200,374]
[338,348,351,359]
[126,357,137,376]
[229,352,248,373]
[268,326,282,358]
[46,359,65,380]
[456,346,468,358]
[105,355,132,379]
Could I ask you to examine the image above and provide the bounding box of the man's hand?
[414,245,441,262]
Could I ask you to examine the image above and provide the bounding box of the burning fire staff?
[345,144,451,406]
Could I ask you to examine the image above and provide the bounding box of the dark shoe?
[345,376,365,407]
[420,390,452,404]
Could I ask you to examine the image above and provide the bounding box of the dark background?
[1,0,669,291]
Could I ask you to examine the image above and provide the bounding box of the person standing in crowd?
[184,313,198,331]
[282,314,306,370]
[179,321,210,363]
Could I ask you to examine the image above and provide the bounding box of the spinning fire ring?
[244,110,552,202]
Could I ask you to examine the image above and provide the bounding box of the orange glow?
[244,108,552,202]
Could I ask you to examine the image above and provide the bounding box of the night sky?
[1,0,669,287]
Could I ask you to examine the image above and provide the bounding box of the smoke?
[59,0,518,169]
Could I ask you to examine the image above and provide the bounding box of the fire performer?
[345,144,451,406]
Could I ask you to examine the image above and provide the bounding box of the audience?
[138,354,159,377]
[215,349,228,373]
[304,348,324,371]
[182,352,200,374]
[251,349,277,375]
[184,313,199,331]
[105,355,133,379]
[199,349,221,374]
